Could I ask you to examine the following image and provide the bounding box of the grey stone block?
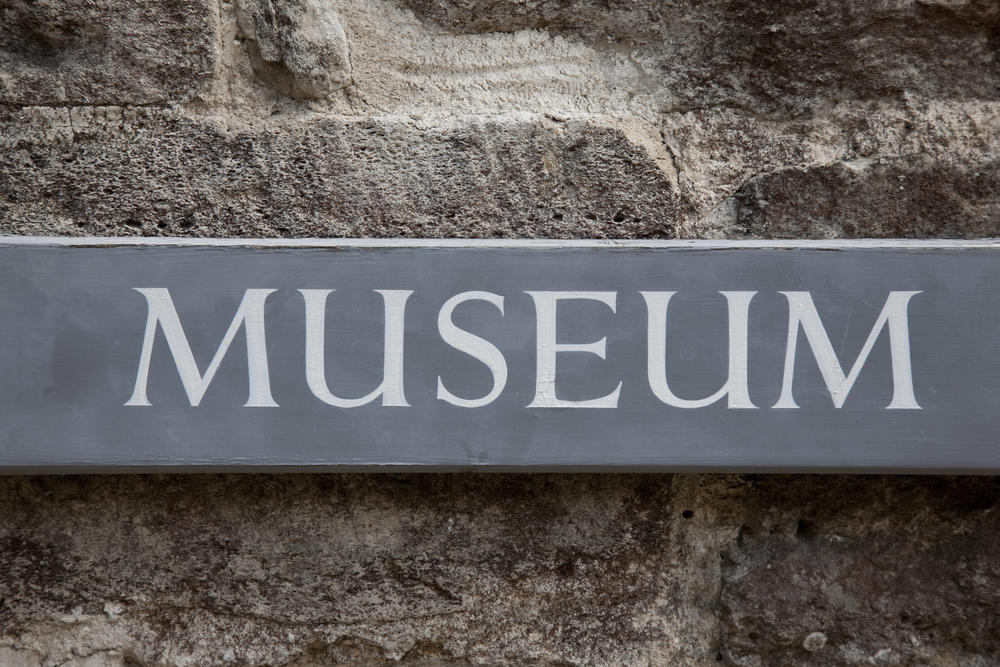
[0,0,217,106]
[735,155,1000,238]
[402,0,1000,116]
[0,475,997,664]
[0,110,681,238]
[236,0,352,100]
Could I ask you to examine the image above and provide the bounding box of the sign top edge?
[2,236,1000,249]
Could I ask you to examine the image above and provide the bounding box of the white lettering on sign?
[436,291,508,408]
[774,291,921,409]
[642,291,757,409]
[125,288,920,410]
[525,291,622,409]
[125,288,278,407]
[300,289,412,408]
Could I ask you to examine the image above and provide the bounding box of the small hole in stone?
[682,509,694,519]
[715,652,723,662]
[748,632,759,641]
[124,218,141,228]
[613,212,626,223]
[795,519,815,539]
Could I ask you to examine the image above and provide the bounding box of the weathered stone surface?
[0,475,997,665]
[659,99,1000,237]
[402,0,1000,116]
[735,155,1000,238]
[0,475,697,664]
[4,100,999,239]
[236,0,352,100]
[0,108,680,238]
[716,475,1000,666]
[0,0,217,106]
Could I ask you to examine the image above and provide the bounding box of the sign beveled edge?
[0,464,997,476]
[3,235,1000,249]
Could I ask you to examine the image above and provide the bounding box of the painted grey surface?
[0,238,997,473]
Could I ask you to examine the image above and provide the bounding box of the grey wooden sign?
[1,236,998,473]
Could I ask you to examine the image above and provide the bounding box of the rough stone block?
[0,0,217,106]
[0,110,681,238]
[236,0,352,100]
[717,476,1000,665]
[402,0,1000,116]
[735,155,1000,238]
[0,475,997,664]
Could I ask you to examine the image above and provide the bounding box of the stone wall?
[0,0,998,664]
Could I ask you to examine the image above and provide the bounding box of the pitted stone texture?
[401,0,1000,117]
[0,109,680,238]
[657,99,1000,237]
[4,102,1000,239]
[716,475,1000,666]
[236,0,352,100]
[0,475,998,665]
[661,100,1000,238]
[0,0,217,106]
[735,155,1000,238]
[0,475,709,665]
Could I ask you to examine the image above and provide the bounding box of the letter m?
[774,291,921,409]
[125,288,278,407]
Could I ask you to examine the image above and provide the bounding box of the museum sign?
[1,237,996,472]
